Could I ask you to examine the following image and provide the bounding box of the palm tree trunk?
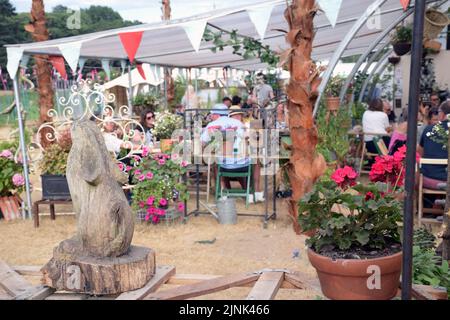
[161,0,175,106]
[25,0,54,148]
[442,132,450,259]
[284,0,326,234]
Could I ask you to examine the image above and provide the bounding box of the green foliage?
[38,131,72,175]
[316,105,352,165]
[413,228,436,250]
[298,181,403,252]
[325,74,346,97]
[133,92,160,112]
[202,28,279,67]
[427,120,449,149]
[151,111,183,140]
[391,25,413,43]
[0,146,24,196]
[351,102,367,124]
[412,245,450,298]
[352,71,369,99]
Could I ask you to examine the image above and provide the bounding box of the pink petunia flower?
[138,174,146,182]
[126,166,132,172]
[147,196,155,206]
[171,153,179,161]
[159,198,168,206]
[152,215,160,223]
[177,202,185,212]
[142,146,149,157]
[117,163,124,171]
[139,201,145,209]
[159,159,166,165]
[12,173,25,187]
[145,213,151,221]
[181,160,188,167]
[134,169,142,176]
[146,172,154,180]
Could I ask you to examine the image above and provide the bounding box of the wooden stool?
[33,199,72,228]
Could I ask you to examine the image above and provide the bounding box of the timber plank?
[0,260,34,298]
[146,272,260,300]
[12,265,41,276]
[246,272,284,300]
[116,266,176,300]
[15,285,55,300]
[284,272,321,291]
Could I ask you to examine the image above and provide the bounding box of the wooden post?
[283,0,326,233]
[25,0,54,149]
[162,0,175,107]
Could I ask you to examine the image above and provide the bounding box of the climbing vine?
[202,27,279,67]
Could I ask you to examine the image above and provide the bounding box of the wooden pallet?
[1,260,446,300]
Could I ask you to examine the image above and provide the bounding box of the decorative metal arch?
[358,48,393,103]
[313,0,388,117]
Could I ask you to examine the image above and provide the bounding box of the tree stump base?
[41,246,155,295]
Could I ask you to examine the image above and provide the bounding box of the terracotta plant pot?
[393,42,411,56]
[307,249,402,300]
[423,40,441,53]
[326,96,340,111]
[160,139,174,153]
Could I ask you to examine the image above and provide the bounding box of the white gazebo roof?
[5,0,425,71]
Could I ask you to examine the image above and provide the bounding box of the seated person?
[388,109,408,154]
[362,98,392,154]
[102,117,140,155]
[418,101,450,190]
[201,104,250,190]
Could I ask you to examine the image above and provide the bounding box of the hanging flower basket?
[424,9,450,40]
[393,42,411,56]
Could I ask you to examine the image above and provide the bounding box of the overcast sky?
[11,0,259,23]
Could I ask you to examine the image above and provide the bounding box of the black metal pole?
[402,0,426,300]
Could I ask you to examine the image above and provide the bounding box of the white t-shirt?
[362,110,390,142]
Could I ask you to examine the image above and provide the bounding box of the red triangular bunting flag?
[49,56,67,79]
[400,0,410,10]
[119,31,143,63]
[136,63,146,80]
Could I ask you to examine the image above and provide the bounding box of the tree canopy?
[0,0,142,77]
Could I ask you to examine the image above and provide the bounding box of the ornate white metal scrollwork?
[29,79,146,172]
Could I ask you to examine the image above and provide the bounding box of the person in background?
[275,102,289,130]
[388,109,407,154]
[134,109,155,147]
[418,100,450,189]
[362,98,392,153]
[430,92,441,108]
[175,104,185,116]
[252,73,274,108]
[102,117,139,155]
[242,96,253,109]
[383,100,396,124]
[222,97,232,108]
[417,106,439,142]
[232,96,242,107]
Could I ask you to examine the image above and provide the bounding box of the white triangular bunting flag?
[20,54,30,69]
[317,0,343,28]
[247,5,274,40]
[182,20,207,52]
[101,59,111,80]
[6,47,23,79]
[58,42,82,73]
[78,57,86,72]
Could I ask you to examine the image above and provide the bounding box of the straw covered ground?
[0,195,322,299]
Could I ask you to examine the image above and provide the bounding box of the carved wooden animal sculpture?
[63,118,133,257]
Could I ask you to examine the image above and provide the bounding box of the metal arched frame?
[340,0,449,104]
[313,0,388,117]
[358,48,393,103]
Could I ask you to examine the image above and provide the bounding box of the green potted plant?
[151,111,183,153]
[391,25,412,56]
[131,152,189,223]
[133,92,160,115]
[324,75,346,111]
[298,146,411,300]
[39,131,72,200]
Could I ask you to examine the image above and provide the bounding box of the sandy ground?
[0,193,322,299]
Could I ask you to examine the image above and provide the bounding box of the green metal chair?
[215,164,255,208]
